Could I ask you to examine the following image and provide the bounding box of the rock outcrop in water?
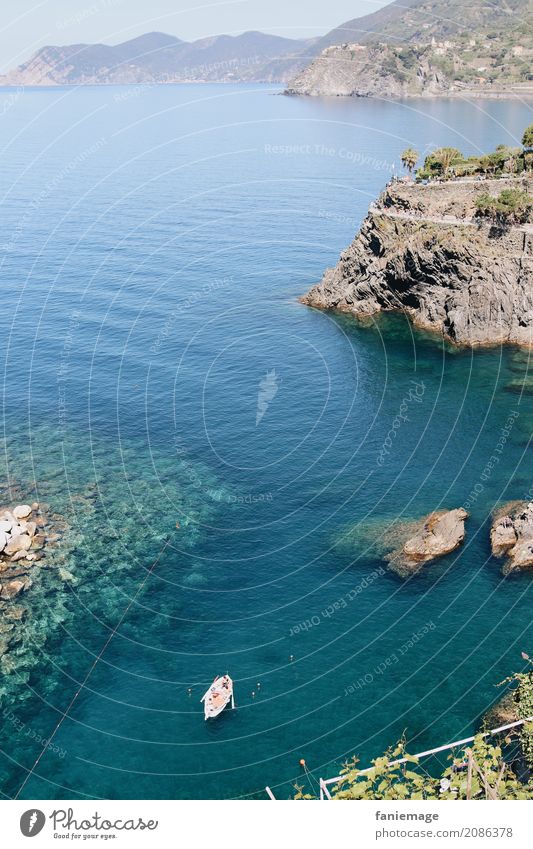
[491,501,533,574]
[301,176,533,347]
[0,501,56,669]
[387,509,469,577]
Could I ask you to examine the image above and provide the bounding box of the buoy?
[257,683,261,688]
[289,655,294,662]
[299,758,306,768]
[252,691,256,698]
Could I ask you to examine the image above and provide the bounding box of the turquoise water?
[0,84,533,800]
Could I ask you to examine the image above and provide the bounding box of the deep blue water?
[0,84,533,800]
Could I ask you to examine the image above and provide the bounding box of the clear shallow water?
[0,84,533,799]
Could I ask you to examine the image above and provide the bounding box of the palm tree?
[433,147,462,178]
[400,147,419,176]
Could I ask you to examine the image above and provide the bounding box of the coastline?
[301,174,533,348]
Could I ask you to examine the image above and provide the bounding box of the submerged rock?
[13,504,32,520]
[491,501,533,574]
[58,567,76,583]
[3,605,27,621]
[387,509,468,577]
[504,377,533,396]
[482,690,519,729]
[1,577,31,600]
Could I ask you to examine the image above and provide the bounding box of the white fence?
[265,715,533,800]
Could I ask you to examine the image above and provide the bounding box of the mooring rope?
[14,536,172,799]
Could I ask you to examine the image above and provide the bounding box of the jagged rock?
[387,509,468,577]
[4,534,31,555]
[491,501,533,573]
[23,521,37,537]
[1,578,31,600]
[301,178,533,347]
[10,549,31,563]
[491,519,518,556]
[13,505,32,519]
[1,567,31,579]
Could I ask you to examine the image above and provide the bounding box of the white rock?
[10,549,30,562]
[1,579,26,600]
[0,531,7,552]
[0,520,13,534]
[4,534,32,555]
[13,505,32,520]
[24,521,37,538]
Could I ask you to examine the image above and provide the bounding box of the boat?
[201,675,234,720]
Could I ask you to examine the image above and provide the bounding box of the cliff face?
[286,39,533,100]
[286,44,452,98]
[302,178,533,347]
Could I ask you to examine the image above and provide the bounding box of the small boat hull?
[201,675,234,720]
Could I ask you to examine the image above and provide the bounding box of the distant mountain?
[287,0,533,98]
[0,30,317,86]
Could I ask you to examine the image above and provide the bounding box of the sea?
[0,83,532,799]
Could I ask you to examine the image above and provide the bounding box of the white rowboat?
[201,675,234,720]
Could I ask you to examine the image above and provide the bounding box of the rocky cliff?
[287,0,533,99]
[301,177,533,347]
[286,41,533,99]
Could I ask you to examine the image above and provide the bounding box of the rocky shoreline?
[285,43,533,101]
[0,497,69,674]
[302,176,533,347]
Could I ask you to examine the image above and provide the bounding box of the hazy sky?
[1,1,390,71]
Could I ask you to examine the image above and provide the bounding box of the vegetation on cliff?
[295,662,533,800]
[288,1,533,98]
[411,125,533,181]
[475,188,532,224]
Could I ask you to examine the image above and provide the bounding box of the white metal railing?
[265,716,533,800]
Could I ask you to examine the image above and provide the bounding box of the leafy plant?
[475,188,531,224]
[400,147,419,174]
[522,123,533,150]
[294,662,533,801]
